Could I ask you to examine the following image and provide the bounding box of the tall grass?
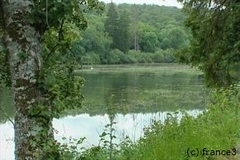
[117,87,240,160]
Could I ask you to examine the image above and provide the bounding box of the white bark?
[1,0,54,159]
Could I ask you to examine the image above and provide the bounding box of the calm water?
[0,64,208,160]
[78,64,207,115]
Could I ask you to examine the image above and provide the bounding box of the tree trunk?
[1,0,55,159]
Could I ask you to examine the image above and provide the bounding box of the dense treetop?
[176,0,240,87]
[73,3,190,64]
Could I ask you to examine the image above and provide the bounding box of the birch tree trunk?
[1,0,55,159]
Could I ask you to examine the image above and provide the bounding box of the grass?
[2,64,239,159]
[115,87,240,160]
[69,87,240,160]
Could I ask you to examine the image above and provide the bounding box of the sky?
[100,0,183,8]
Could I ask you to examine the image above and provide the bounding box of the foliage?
[118,10,131,53]
[58,94,120,160]
[117,87,240,160]
[49,87,239,160]
[104,3,131,53]
[176,0,240,87]
[72,3,189,65]
[58,137,87,160]
[1,3,190,70]
[82,52,101,65]
[159,24,189,50]
[74,49,178,64]
[72,14,111,64]
[137,22,159,53]
[0,0,105,102]
[29,0,104,36]
[28,2,104,157]
[117,4,189,53]
[3,0,239,159]
[107,49,125,64]
[104,2,120,50]
[0,0,104,159]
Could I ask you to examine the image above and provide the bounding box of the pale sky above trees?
[101,0,182,8]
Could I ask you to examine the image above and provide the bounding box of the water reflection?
[0,122,14,160]
[0,64,207,121]
[0,64,207,159]
[0,110,202,160]
[79,65,207,115]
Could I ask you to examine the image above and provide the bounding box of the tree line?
[72,3,190,65]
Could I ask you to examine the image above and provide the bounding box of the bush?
[126,53,138,63]
[128,50,153,63]
[152,50,165,63]
[100,49,178,64]
[107,49,123,64]
[107,49,140,64]
[163,49,176,63]
[82,52,101,65]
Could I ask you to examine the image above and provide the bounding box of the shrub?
[107,49,124,64]
[82,52,101,65]
[163,49,176,63]
[152,50,165,63]
[128,50,153,63]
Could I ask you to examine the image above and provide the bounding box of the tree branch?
[68,48,78,60]
[58,18,65,41]
[43,42,60,62]
[44,18,65,63]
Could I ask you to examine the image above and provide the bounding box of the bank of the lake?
[0,63,212,159]
[77,88,240,160]
[0,110,204,160]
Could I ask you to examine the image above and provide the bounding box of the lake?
[0,64,208,160]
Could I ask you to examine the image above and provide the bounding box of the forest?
[72,3,190,64]
[0,0,240,160]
